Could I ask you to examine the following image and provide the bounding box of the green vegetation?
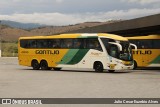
[1,42,18,57]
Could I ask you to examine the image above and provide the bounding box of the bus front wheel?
[53,67,62,71]
[31,60,40,70]
[94,62,103,72]
[40,60,49,70]
[108,70,115,73]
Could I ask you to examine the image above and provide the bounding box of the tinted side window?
[49,39,61,48]
[73,39,84,49]
[29,40,37,48]
[60,39,85,49]
[61,39,73,48]
[20,39,28,48]
[153,40,160,49]
[129,40,141,49]
[141,40,153,49]
[36,39,48,48]
[129,40,154,49]
[86,38,102,51]
[20,39,37,48]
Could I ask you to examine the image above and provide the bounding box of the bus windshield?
[101,38,133,61]
[119,41,133,61]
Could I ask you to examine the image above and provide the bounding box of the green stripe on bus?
[67,49,89,64]
[149,55,160,64]
[58,49,79,64]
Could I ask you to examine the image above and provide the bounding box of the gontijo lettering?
[35,50,59,55]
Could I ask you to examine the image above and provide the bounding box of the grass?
[1,42,18,57]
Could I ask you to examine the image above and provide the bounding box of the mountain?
[0,20,46,29]
[0,20,122,41]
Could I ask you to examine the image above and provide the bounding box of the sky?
[0,0,160,25]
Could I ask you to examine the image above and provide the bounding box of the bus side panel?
[56,49,109,69]
[132,49,143,67]
[18,48,35,67]
[77,49,108,69]
[56,49,89,68]
[133,49,160,67]
[18,48,69,67]
[42,49,68,67]
[147,49,160,67]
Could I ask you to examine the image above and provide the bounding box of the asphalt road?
[0,57,160,107]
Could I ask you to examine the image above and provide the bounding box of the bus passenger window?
[141,40,153,49]
[61,39,73,48]
[37,40,44,48]
[50,39,61,48]
[36,39,49,48]
[20,40,28,48]
[66,39,72,48]
[153,40,160,49]
[29,40,36,48]
[75,41,81,48]
[86,38,102,51]
[74,39,83,49]
[52,42,57,48]
[94,41,101,50]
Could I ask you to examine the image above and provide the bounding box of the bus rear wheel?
[31,60,40,70]
[94,62,103,72]
[40,60,49,70]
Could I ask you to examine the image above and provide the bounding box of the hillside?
[0,25,33,41]
[0,20,46,29]
[0,20,122,41]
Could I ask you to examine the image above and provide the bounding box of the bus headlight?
[122,61,133,65]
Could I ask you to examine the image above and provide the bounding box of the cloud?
[12,0,21,2]
[0,8,160,25]
[55,0,63,3]
[121,0,160,4]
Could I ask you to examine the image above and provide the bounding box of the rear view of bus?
[18,33,136,72]
[127,35,160,69]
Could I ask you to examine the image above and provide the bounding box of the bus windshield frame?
[101,38,133,61]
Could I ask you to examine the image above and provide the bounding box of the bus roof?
[19,33,128,41]
[126,35,160,40]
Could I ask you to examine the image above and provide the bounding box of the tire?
[31,60,40,70]
[94,62,103,72]
[108,70,115,73]
[53,67,62,71]
[40,60,49,70]
[133,60,137,69]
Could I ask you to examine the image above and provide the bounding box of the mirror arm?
[108,42,122,51]
[130,43,137,51]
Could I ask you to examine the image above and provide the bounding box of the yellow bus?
[127,35,160,69]
[18,33,136,72]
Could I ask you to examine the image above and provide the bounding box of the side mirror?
[130,43,137,51]
[108,42,122,51]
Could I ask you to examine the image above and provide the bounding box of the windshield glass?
[101,38,133,61]
[119,41,133,61]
